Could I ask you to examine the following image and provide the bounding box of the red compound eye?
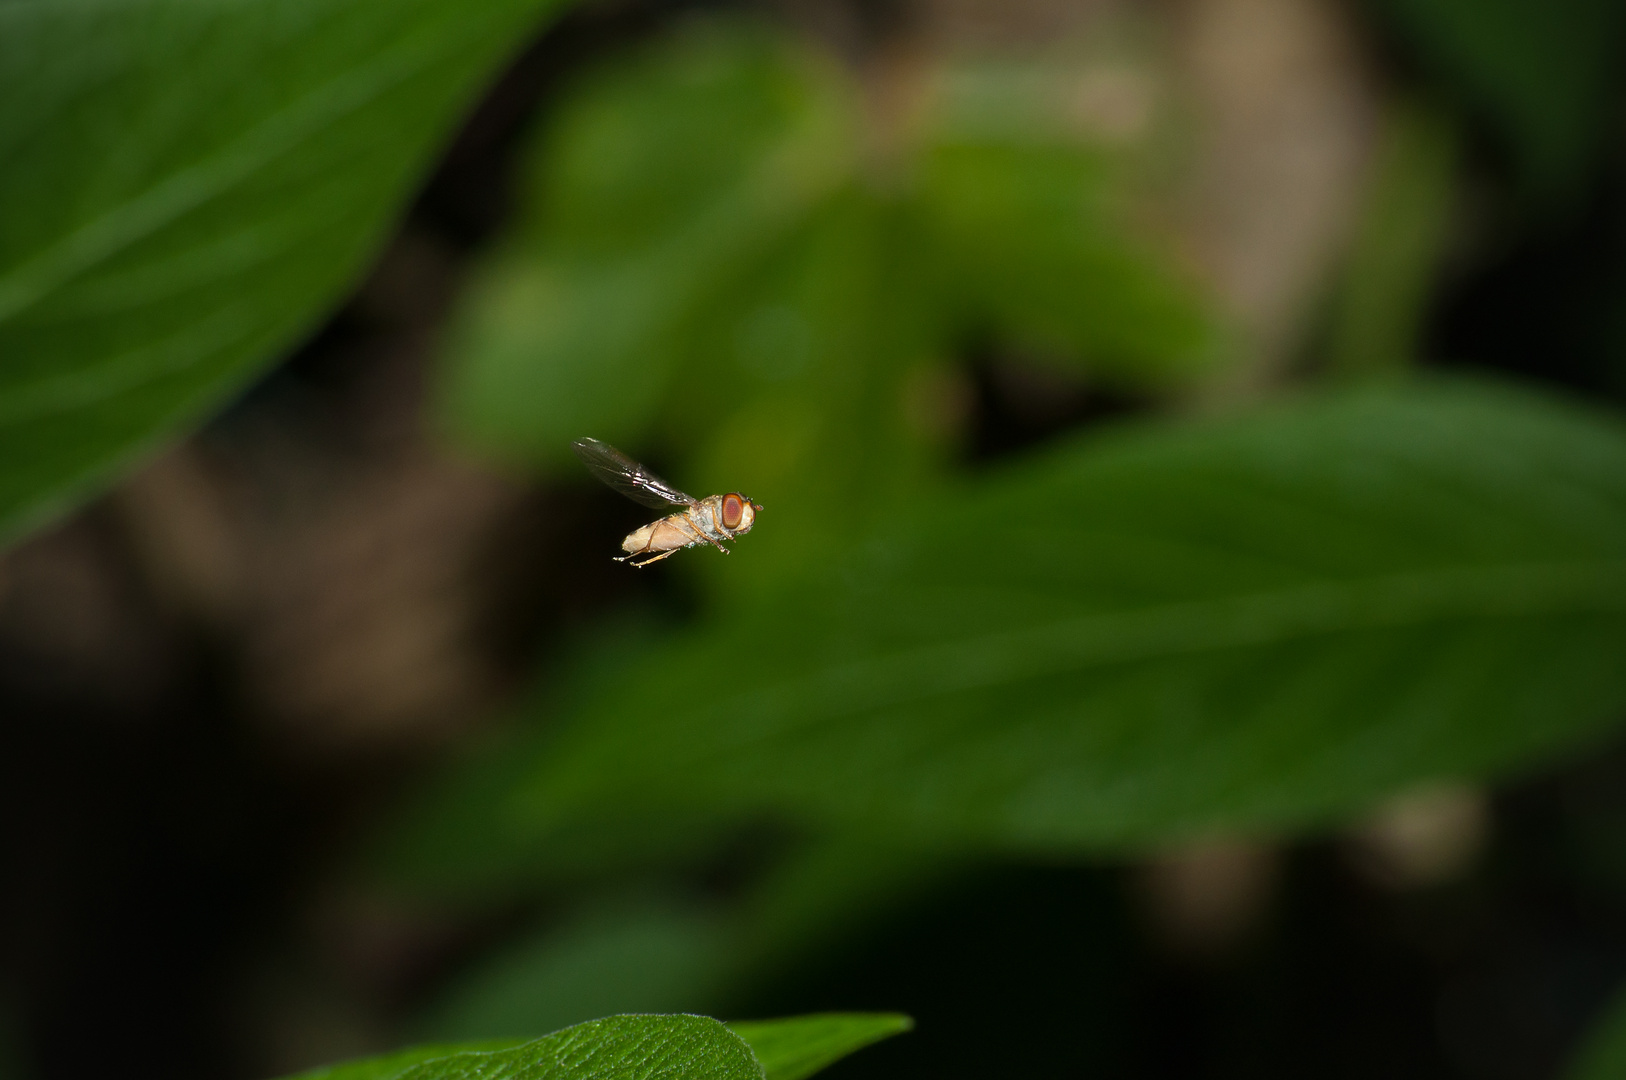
[721,494,744,530]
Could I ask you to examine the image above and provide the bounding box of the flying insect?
[571,437,762,567]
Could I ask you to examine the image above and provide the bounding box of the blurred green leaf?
[523,27,848,258]
[411,836,954,1038]
[438,23,859,459]
[424,902,737,1040]
[438,21,1218,477]
[729,1014,912,1080]
[419,884,918,1064]
[1325,101,1458,376]
[1372,0,1626,201]
[730,834,962,980]
[0,0,561,544]
[1570,983,1626,1080]
[914,142,1214,384]
[670,194,946,591]
[398,378,1626,871]
[293,1042,520,1080]
[292,1014,901,1080]
[287,1015,760,1080]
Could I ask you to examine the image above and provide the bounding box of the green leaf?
[913,142,1217,385]
[0,0,560,543]
[729,1014,912,1080]
[398,378,1626,870]
[438,21,1220,477]
[289,1014,901,1080]
[903,53,1220,384]
[438,22,857,460]
[1324,101,1458,376]
[1569,984,1626,1080]
[665,194,946,591]
[293,1042,521,1080]
[287,1015,761,1080]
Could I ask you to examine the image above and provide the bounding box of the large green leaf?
[438,23,858,460]
[729,1015,911,1080]
[397,378,1626,871]
[437,21,1217,478]
[289,1014,903,1080]
[294,1042,520,1080]
[289,1015,760,1080]
[0,0,559,542]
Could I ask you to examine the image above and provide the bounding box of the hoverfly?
[571,437,762,567]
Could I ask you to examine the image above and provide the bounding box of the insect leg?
[694,525,730,554]
[629,547,682,568]
[676,515,729,554]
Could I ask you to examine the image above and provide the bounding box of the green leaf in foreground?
[730,1014,912,1080]
[0,0,559,543]
[291,1015,759,1080]
[289,1013,905,1080]
[396,378,1626,874]
[295,1042,519,1080]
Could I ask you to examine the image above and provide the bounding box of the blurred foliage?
[1324,101,1458,377]
[422,837,955,1039]
[424,901,738,1039]
[286,1013,900,1080]
[395,379,1626,886]
[438,20,1221,505]
[1,0,1625,1073]
[0,0,565,544]
[391,18,1626,1046]
[1368,0,1626,205]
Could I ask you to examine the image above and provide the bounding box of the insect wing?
[571,438,696,509]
